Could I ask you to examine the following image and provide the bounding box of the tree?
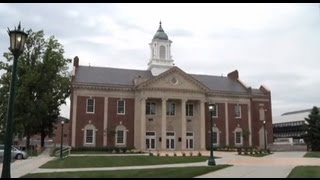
[303,106,320,151]
[0,29,71,149]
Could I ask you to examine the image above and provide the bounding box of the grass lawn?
[23,165,231,178]
[304,151,320,158]
[41,156,214,168]
[287,166,320,178]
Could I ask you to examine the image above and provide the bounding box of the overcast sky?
[0,3,319,121]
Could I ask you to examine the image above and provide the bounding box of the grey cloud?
[168,29,193,37]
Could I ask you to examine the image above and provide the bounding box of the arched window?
[234,127,243,146]
[160,45,166,59]
[115,125,127,146]
[83,124,97,146]
[212,127,220,146]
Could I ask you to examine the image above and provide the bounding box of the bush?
[189,152,193,156]
[165,153,169,157]
[182,152,186,157]
[173,152,177,156]
[197,152,202,156]
[149,152,154,156]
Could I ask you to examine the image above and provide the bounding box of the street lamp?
[263,120,267,150]
[60,120,65,159]
[1,22,28,178]
[208,103,216,166]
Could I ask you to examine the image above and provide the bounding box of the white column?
[71,93,77,147]
[161,98,167,150]
[181,99,187,150]
[225,102,229,146]
[200,100,206,150]
[140,98,146,150]
[103,97,108,146]
[248,102,252,146]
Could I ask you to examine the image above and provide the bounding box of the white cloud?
[1,3,320,119]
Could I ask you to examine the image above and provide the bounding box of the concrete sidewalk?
[0,148,55,178]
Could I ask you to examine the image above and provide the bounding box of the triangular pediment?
[136,67,209,92]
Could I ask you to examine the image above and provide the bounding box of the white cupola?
[147,21,174,76]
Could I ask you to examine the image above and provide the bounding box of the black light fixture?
[1,22,28,178]
[208,103,216,166]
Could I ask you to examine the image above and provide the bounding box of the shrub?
[182,152,186,157]
[173,152,177,156]
[189,152,193,156]
[149,152,154,156]
[197,152,202,156]
[165,153,169,157]
[157,152,160,156]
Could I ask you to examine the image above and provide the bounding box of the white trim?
[234,128,243,146]
[186,103,194,117]
[115,125,127,146]
[86,98,95,114]
[235,104,242,119]
[146,131,156,150]
[103,97,108,146]
[117,100,126,115]
[212,127,220,146]
[146,102,157,115]
[186,131,194,150]
[83,124,97,146]
[225,102,229,145]
[71,93,77,147]
[166,131,175,150]
[166,102,176,116]
[212,104,218,118]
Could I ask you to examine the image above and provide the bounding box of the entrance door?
[166,132,175,150]
[146,131,156,150]
[186,132,194,150]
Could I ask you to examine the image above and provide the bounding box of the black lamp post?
[1,22,28,178]
[208,104,216,166]
[60,120,65,159]
[263,120,267,150]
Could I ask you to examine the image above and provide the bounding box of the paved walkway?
[3,150,320,178]
[0,148,55,178]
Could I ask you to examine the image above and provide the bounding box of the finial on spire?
[160,20,162,26]
[18,21,21,30]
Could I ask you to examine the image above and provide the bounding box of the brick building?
[69,22,273,151]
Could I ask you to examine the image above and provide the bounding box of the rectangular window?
[86,98,95,113]
[146,102,156,115]
[116,130,124,144]
[166,102,175,116]
[117,100,125,115]
[86,129,93,144]
[259,107,265,121]
[212,104,218,117]
[235,131,242,144]
[186,103,194,117]
[235,104,241,118]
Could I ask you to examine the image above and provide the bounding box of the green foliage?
[0,29,71,148]
[303,106,320,151]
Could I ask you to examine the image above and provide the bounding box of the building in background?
[69,22,273,151]
[273,109,312,144]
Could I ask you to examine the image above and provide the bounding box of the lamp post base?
[208,157,216,166]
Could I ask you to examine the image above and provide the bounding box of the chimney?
[227,70,239,80]
[73,56,79,67]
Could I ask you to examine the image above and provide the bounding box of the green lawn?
[41,156,213,168]
[304,151,320,158]
[23,165,231,178]
[287,166,320,178]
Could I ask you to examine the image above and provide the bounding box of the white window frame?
[166,102,176,116]
[116,130,126,145]
[186,131,194,150]
[235,104,241,118]
[117,100,126,115]
[186,103,194,117]
[83,124,97,146]
[85,129,94,144]
[212,127,219,146]
[146,102,156,115]
[235,130,243,146]
[146,131,156,150]
[212,104,218,118]
[166,131,175,150]
[86,98,95,114]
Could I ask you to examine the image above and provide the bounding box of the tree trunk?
[40,130,46,148]
[26,134,31,151]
